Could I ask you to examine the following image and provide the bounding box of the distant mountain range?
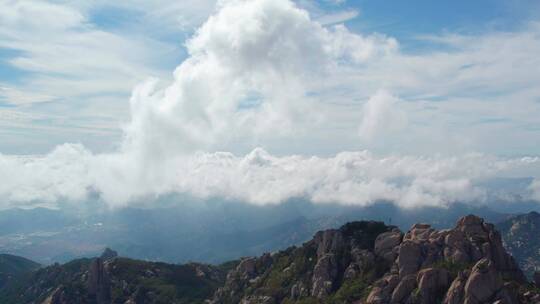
[1,214,540,303]
[0,199,528,265]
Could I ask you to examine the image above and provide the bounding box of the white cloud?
[1,145,539,209]
[0,11,167,96]
[121,0,397,158]
[0,144,92,205]
[529,179,540,201]
[312,22,540,154]
[0,85,55,105]
[316,9,359,25]
[358,90,407,141]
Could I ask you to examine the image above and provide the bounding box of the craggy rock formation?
[211,215,540,304]
[365,215,527,304]
[87,257,111,304]
[210,221,398,303]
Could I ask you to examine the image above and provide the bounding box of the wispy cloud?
[0,85,54,105]
[316,9,359,25]
[0,0,184,149]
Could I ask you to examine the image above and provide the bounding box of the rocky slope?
[497,212,540,277]
[211,215,540,304]
[0,249,233,304]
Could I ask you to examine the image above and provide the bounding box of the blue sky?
[0,0,540,156]
[348,0,539,35]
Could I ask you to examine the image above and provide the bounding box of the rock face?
[463,259,504,303]
[211,221,395,304]
[497,211,540,277]
[87,257,111,304]
[212,215,538,304]
[365,215,527,304]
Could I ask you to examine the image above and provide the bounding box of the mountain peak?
[211,215,532,303]
[99,248,118,261]
[527,211,540,218]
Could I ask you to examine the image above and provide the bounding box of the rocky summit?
[210,215,540,304]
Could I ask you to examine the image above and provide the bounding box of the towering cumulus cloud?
[0,0,539,209]
[122,0,397,157]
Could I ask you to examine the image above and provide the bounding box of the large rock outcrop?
[87,257,111,304]
[366,215,527,304]
[211,221,395,304]
[212,215,538,304]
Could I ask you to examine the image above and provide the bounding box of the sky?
[0,0,540,209]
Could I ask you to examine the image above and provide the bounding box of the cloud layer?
[1,144,539,209]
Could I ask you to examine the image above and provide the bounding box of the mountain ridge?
[497,211,540,278]
[0,253,41,289]
[2,214,540,303]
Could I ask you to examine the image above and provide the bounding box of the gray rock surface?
[366,215,526,304]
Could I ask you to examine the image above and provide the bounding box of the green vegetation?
[281,275,374,304]
[253,245,317,301]
[339,221,394,249]
[326,276,371,304]
[108,258,224,304]
[0,254,40,276]
[0,256,226,304]
[432,260,471,277]
[0,258,92,304]
[0,253,41,292]
[216,260,240,273]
